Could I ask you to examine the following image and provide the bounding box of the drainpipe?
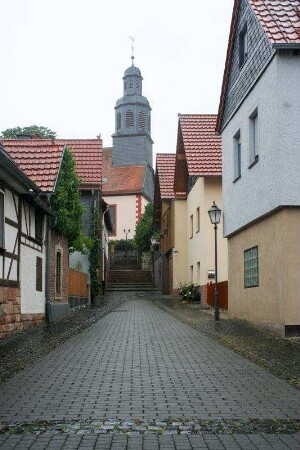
[45,214,52,323]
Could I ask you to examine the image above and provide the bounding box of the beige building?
[154,115,228,304]
[216,0,300,335]
[174,114,228,304]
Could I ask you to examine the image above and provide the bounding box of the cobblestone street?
[0,292,300,449]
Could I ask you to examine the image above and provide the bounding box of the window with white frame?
[249,108,259,166]
[190,265,193,282]
[0,189,4,249]
[197,262,200,284]
[244,246,259,288]
[234,130,242,181]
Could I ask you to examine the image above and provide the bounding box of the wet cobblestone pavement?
[0,292,300,449]
[153,296,300,390]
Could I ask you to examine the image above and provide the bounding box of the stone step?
[106,285,159,292]
[108,270,152,284]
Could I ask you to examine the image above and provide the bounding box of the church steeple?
[112,55,153,168]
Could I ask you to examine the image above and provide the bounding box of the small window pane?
[244,246,259,287]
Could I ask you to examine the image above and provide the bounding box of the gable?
[218,0,274,132]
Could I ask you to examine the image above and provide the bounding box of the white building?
[217,0,300,336]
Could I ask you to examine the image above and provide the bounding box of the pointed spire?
[130,36,135,65]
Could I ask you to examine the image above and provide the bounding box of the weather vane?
[130,36,135,65]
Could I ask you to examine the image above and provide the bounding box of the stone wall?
[0,287,44,339]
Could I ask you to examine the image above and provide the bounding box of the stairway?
[107,269,158,292]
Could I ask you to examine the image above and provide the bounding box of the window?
[116,112,121,130]
[234,130,241,181]
[35,212,43,242]
[108,205,117,236]
[56,251,62,295]
[139,111,147,129]
[190,214,193,238]
[239,25,248,68]
[249,108,259,166]
[0,190,4,249]
[129,81,133,89]
[197,262,200,284]
[36,256,43,292]
[244,246,259,288]
[125,110,134,127]
[190,265,193,282]
[196,207,200,232]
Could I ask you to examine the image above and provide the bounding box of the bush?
[178,282,200,303]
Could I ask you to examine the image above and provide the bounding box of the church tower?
[112,59,153,167]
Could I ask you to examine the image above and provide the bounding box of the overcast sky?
[0,0,233,156]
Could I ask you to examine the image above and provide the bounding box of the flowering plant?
[178,282,200,303]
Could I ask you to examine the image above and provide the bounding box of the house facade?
[0,144,52,338]
[153,154,187,294]
[2,139,71,320]
[217,0,300,335]
[174,115,228,303]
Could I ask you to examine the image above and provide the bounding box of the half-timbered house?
[0,144,52,338]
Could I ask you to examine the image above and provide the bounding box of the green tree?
[0,125,56,139]
[134,202,154,252]
[51,147,89,252]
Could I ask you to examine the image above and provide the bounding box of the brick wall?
[49,229,69,303]
[0,287,44,339]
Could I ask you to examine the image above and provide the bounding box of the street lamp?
[124,228,130,261]
[208,201,222,322]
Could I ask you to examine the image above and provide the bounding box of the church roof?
[156,154,176,199]
[123,65,142,77]
[115,94,149,107]
[178,115,222,176]
[102,147,146,196]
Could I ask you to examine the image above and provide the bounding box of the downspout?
[45,214,52,324]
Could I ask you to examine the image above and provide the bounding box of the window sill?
[245,284,259,289]
[248,155,259,169]
[233,175,241,184]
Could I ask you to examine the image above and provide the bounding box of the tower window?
[129,81,133,89]
[125,110,134,127]
[116,112,121,130]
[136,82,139,89]
[139,111,147,129]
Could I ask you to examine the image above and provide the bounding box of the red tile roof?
[56,139,102,188]
[178,115,222,176]
[1,138,103,192]
[249,0,300,44]
[1,139,64,192]
[216,0,300,132]
[102,147,145,195]
[156,154,176,199]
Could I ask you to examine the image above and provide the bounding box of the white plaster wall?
[222,55,300,237]
[102,194,148,240]
[5,189,18,222]
[20,245,45,314]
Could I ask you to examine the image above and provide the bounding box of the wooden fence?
[207,281,228,310]
[68,269,89,309]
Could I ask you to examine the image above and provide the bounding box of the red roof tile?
[1,139,64,192]
[1,138,103,192]
[156,154,176,199]
[249,0,300,44]
[178,115,222,176]
[56,139,102,188]
[102,147,145,195]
